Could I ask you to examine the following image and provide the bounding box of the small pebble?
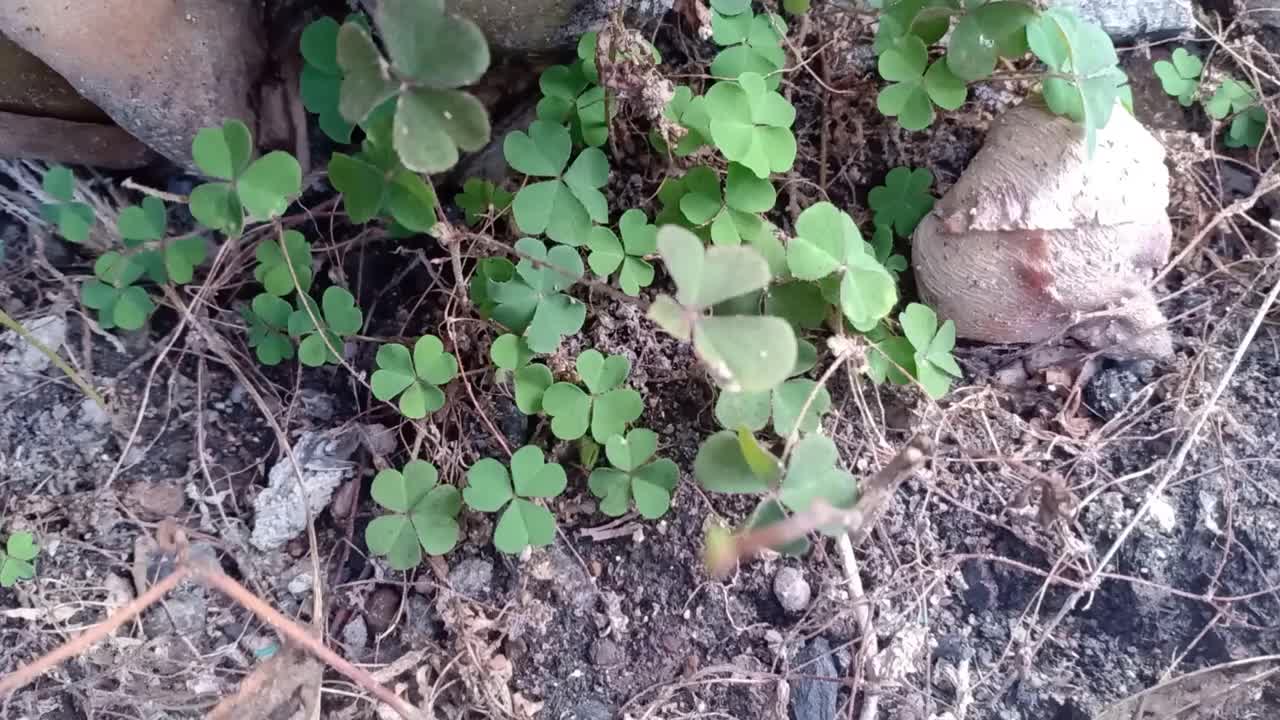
[773,566,811,613]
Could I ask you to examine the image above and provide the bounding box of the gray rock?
[250,430,360,551]
[362,0,673,52]
[791,637,838,720]
[1083,364,1148,420]
[1057,0,1192,41]
[448,556,495,598]
[773,566,812,613]
[342,615,369,656]
[590,637,626,667]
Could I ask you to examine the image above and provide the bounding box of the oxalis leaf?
[1152,48,1202,106]
[288,286,363,367]
[244,293,295,366]
[649,225,796,393]
[868,166,935,236]
[588,428,679,519]
[366,459,461,569]
[945,2,1036,82]
[542,349,643,443]
[779,435,857,535]
[0,532,38,587]
[784,202,896,331]
[877,34,966,131]
[255,230,314,297]
[1027,8,1125,153]
[464,446,566,554]
[694,428,780,494]
[40,166,95,243]
[710,12,787,91]
[300,16,356,143]
[505,121,609,245]
[189,120,301,234]
[489,237,586,353]
[704,72,796,179]
[587,209,657,296]
[456,178,514,226]
[371,335,458,419]
[900,303,962,398]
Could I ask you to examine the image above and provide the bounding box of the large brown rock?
[912,102,1173,359]
[0,1,270,167]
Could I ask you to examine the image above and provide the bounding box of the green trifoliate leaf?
[946,2,1036,82]
[779,435,857,533]
[117,197,167,245]
[513,363,554,414]
[710,13,787,90]
[244,293,295,366]
[705,72,796,179]
[371,335,458,419]
[694,429,779,493]
[255,230,313,297]
[505,121,610,245]
[489,237,586,352]
[336,22,398,125]
[868,166,935,236]
[900,303,962,398]
[192,120,253,180]
[456,178,514,226]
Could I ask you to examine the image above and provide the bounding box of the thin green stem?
[0,309,108,412]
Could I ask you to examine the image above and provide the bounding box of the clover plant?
[366,460,461,569]
[1205,78,1267,148]
[189,120,302,236]
[1153,48,1203,107]
[40,166,94,243]
[587,209,658,296]
[504,121,610,245]
[337,0,490,173]
[301,16,359,143]
[705,73,796,179]
[255,231,314,297]
[289,287,364,367]
[371,335,458,418]
[869,167,935,237]
[487,237,587,353]
[901,303,962,398]
[709,7,786,89]
[541,349,643,442]
[588,428,678,518]
[456,179,514,226]
[244,295,295,366]
[464,446,567,553]
[785,202,897,331]
[0,532,37,587]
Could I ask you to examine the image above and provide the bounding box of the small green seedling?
[117,198,206,285]
[705,73,797,179]
[877,34,967,130]
[1153,49,1202,107]
[328,150,439,231]
[944,1,1036,82]
[504,120,610,245]
[300,16,358,143]
[542,349,643,442]
[244,294,296,366]
[674,165,776,246]
[662,86,713,157]
[488,237,586,353]
[337,0,490,173]
[1026,7,1127,152]
[785,201,897,331]
[366,460,461,569]
[0,532,38,587]
[371,335,458,418]
[648,226,797,393]
[40,166,95,243]
[490,333,534,373]
[288,286,364,367]
[456,178,514,226]
[709,9,786,90]
[464,446,567,554]
[587,209,658,295]
[513,363,554,414]
[1205,78,1267,148]
[536,62,609,147]
[900,302,962,398]
[588,428,679,518]
[868,166,935,237]
[255,230,314,297]
[866,323,916,386]
[189,120,302,236]
[82,253,155,331]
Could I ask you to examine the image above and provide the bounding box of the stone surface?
[1058,0,1193,41]
[0,1,270,166]
[448,556,495,598]
[250,430,360,551]
[773,566,812,613]
[791,637,838,720]
[0,34,108,122]
[0,112,154,170]
[362,0,673,52]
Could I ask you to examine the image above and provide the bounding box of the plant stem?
[0,309,108,412]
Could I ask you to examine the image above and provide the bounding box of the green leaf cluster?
[588,428,678,518]
[648,226,797,393]
[464,446,567,553]
[1026,7,1128,152]
[661,165,777,248]
[587,209,657,296]
[486,237,586,353]
[244,294,295,366]
[288,286,364,366]
[709,4,786,89]
[504,121,610,246]
[537,61,609,147]
[877,33,966,130]
[329,139,440,232]
[1205,78,1267,149]
[456,179,514,226]
[541,349,643,442]
[372,335,458,418]
[116,198,208,285]
[868,166,935,236]
[704,73,796,179]
[366,460,460,569]
[40,166,94,243]
[301,16,361,143]
[189,120,302,236]
[1152,48,1202,107]
[0,531,37,587]
[900,303,962,398]
[337,0,491,173]
[82,252,156,331]
[785,202,897,331]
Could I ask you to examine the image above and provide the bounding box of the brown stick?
[0,565,192,695]
[707,434,933,576]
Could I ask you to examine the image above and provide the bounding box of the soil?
[2,3,1280,720]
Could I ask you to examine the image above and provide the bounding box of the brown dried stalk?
[707,434,933,576]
